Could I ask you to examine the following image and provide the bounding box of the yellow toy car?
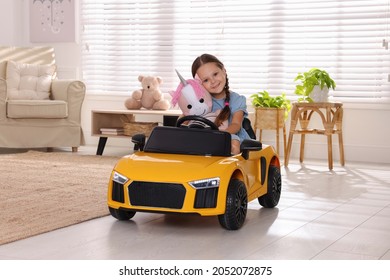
[107,115,282,230]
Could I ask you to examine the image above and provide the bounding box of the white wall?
[2,0,390,164]
[0,0,83,79]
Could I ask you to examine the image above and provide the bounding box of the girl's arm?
[225,110,244,134]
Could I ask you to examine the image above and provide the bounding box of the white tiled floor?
[0,146,389,260]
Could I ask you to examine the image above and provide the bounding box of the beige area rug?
[0,150,120,245]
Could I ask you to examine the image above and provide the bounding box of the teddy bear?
[124,75,170,110]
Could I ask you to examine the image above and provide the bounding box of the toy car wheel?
[258,164,282,208]
[109,207,136,220]
[218,179,248,230]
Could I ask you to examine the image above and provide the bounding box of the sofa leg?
[72,147,78,152]
[47,147,53,152]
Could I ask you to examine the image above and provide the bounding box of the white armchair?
[0,46,85,151]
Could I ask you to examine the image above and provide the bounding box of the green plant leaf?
[250,90,291,113]
[294,68,336,102]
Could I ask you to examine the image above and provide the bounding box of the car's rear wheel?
[258,164,281,208]
[109,207,136,220]
[218,179,248,230]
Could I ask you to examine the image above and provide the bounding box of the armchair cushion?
[7,100,68,119]
[6,60,56,100]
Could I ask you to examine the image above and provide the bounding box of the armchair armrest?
[0,78,6,120]
[51,80,86,123]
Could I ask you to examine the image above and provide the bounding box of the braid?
[215,77,231,126]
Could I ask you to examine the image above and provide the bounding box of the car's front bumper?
[108,175,225,216]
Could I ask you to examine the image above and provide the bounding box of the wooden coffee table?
[91,109,182,155]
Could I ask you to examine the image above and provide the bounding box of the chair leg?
[338,133,345,166]
[276,127,280,155]
[327,135,333,170]
[299,134,305,163]
[282,125,287,158]
[285,132,294,167]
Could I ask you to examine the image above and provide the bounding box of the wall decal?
[30,0,76,43]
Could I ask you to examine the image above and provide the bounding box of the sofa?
[0,46,85,151]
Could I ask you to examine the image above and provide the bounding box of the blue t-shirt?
[211,91,250,142]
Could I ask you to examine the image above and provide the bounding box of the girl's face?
[196,62,227,98]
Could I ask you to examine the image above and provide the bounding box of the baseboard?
[277,140,390,164]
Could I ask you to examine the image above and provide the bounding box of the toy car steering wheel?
[176,115,219,130]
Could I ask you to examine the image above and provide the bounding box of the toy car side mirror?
[132,134,146,151]
[240,139,262,160]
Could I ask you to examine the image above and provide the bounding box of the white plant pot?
[309,85,329,102]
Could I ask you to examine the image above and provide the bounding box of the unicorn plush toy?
[170,70,227,129]
[170,70,212,117]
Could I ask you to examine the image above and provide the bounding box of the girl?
[191,54,250,154]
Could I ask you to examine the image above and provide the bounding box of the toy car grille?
[128,181,186,209]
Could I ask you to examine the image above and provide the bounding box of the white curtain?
[81,0,390,103]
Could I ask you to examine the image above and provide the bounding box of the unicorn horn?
[175,69,188,86]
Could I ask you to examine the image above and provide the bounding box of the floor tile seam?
[352,202,390,231]
[242,200,342,260]
[240,201,312,259]
[240,197,312,258]
[312,248,380,260]
[303,199,358,260]
[311,203,390,259]
[379,249,390,260]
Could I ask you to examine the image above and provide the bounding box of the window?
[81,0,390,103]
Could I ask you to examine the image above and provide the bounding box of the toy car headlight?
[113,171,129,185]
[189,177,220,189]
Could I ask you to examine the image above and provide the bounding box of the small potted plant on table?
[250,90,291,156]
[294,68,336,102]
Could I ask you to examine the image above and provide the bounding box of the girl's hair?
[191,54,231,127]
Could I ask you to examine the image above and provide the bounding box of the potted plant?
[251,90,291,120]
[250,90,291,155]
[294,68,336,102]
